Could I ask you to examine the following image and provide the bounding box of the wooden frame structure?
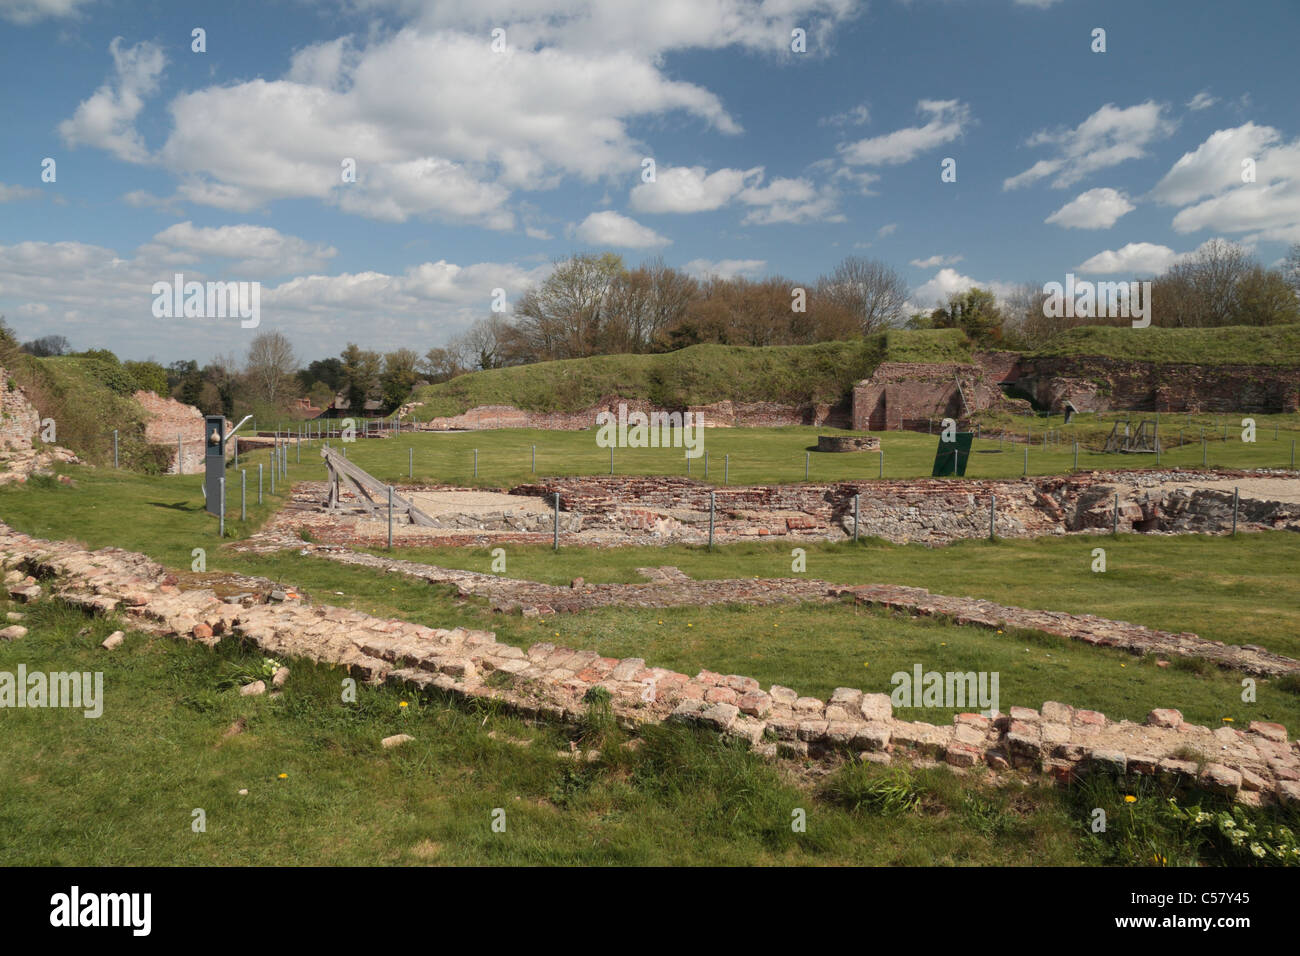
[321,446,437,526]
[1102,418,1161,454]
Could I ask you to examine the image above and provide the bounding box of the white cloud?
[139,222,339,277]
[1044,187,1135,229]
[738,177,843,225]
[1186,91,1218,112]
[0,236,551,360]
[909,254,962,268]
[358,0,861,58]
[0,183,41,202]
[839,99,971,166]
[1150,123,1300,243]
[58,38,165,164]
[1004,101,1176,190]
[908,268,1016,313]
[0,0,94,24]
[877,223,898,238]
[574,211,671,248]
[1075,242,1182,275]
[629,165,761,214]
[683,258,767,280]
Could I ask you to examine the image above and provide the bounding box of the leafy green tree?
[125,360,168,396]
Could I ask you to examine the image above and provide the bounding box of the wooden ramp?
[320,446,438,526]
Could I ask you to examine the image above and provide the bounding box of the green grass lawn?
[0,600,1088,866]
[3,464,1299,865]
[380,532,1300,661]
[249,418,1300,489]
[4,466,1299,731]
[4,599,1294,867]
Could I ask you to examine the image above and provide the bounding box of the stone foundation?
[817,435,880,452]
[4,521,1297,807]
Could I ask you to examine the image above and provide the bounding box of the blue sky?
[1,0,1297,363]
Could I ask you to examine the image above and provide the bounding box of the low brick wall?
[507,471,1300,543]
[4,522,1296,806]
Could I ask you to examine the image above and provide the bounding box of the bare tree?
[815,257,908,334]
[514,252,625,360]
[245,332,297,409]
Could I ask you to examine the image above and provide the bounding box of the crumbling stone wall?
[508,472,1300,544]
[133,390,228,474]
[1017,356,1300,414]
[0,367,40,453]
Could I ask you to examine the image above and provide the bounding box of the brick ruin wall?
[420,396,850,431]
[851,361,1032,431]
[0,367,40,452]
[1012,356,1300,415]
[132,390,228,474]
[508,472,1300,544]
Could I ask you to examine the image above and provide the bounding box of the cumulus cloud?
[683,258,767,280]
[1004,101,1176,190]
[574,211,671,248]
[629,165,762,214]
[138,222,339,277]
[908,268,1016,313]
[1044,187,1135,229]
[1075,242,1189,275]
[1150,123,1300,243]
[58,38,165,164]
[838,99,971,166]
[1186,91,1218,112]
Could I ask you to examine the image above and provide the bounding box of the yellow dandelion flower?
[1124,795,1136,803]
[399,701,408,708]
[278,773,288,779]
[1222,717,1234,722]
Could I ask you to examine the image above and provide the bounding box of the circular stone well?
[817,435,881,452]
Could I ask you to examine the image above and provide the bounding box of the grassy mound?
[1,354,166,470]
[1033,324,1300,366]
[408,329,973,420]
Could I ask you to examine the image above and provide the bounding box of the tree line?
[3,241,1296,422]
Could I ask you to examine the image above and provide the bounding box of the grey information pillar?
[203,415,226,517]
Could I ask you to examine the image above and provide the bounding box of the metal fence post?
[113,430,119,468]
[531,444,536,474]
[724,454,729,485]
[388,485,394,550]
[240,469,246,520]
[804,451,809,481]
[1073,441,1078,471]
[553,493,560,551]
[218,477,225,537]
[708,491,716,549]
[258,463,263,503]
